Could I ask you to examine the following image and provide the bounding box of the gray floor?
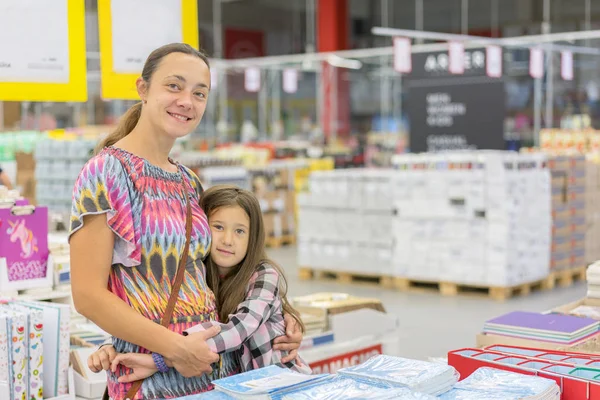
[268,246,588,360]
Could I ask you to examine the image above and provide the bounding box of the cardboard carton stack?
[391,151,551,287]
[250,165,297,241]
[297,151,552,288]
[586,157,600,264]
[548,155,587,271]
[296,169,395,275]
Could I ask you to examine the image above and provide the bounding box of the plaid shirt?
[185,264,311,374]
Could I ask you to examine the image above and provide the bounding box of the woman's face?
[140,52,210,140]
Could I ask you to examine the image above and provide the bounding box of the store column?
[318,0,350,139]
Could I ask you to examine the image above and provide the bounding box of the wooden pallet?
[392,276,556,301]
[265,235,296,248]
[547,266,587,288]
[298,267,394,289]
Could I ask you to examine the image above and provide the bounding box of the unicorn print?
[7,219,38,259]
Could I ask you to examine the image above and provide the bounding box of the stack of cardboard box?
[549,155,587,272]
[586,157,600,264]
[250,166,297,242]
[391,151,551,287]
[297,151,553,288]
[296,169,395,275]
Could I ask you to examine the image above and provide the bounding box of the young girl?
[105,184,311,383]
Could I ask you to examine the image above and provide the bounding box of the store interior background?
[5,2,600,398]
[2,0,599,357]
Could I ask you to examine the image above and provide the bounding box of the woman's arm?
[185,265,279,353]
[70,214,219,376]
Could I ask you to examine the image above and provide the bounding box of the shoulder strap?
[124,178,193,400]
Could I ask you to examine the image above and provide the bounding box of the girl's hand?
[274,314,304,365]
[88,345,117,372]
[111,353,158,383]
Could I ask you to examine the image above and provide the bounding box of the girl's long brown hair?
[201,185,304,332]
[95,43,210,154]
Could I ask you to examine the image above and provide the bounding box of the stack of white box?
[297,151,552,288]
[297,169,395,275]
[392,151,551,287]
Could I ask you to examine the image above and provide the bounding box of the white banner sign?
[486,46,502,78]
[393,37,412,73]
[245,67,261,92]
[529,48,544,79]
[448,42,465,74]
[0,0,70,83]
[283,69,298,93]
[561,51,574,81]
[111,0,182,74]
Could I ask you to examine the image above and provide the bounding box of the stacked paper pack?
[337,355,458,396]
[587,261,600,298]
[440,367,560,399]
[483,311,600,345]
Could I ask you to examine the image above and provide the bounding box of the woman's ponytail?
[95,102,143,154]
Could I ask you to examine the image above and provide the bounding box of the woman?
[69,43,302,400]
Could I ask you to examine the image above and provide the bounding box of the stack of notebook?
[276,375,436,399]
[206,364,439,400]
[337,355,459,396]
[440,367,560,399]
[483,311,600,345]
[0,300,70,400]
[211,365,329,399]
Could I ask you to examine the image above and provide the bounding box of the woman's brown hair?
[201,185,305,333]
[95,43,210,154]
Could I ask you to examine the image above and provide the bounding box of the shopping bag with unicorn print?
[0,205,52,292]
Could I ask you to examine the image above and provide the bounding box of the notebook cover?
[485,311,599,335]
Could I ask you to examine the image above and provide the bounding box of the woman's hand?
[111,353,158,383]
[166,326,221,378]
[88,345,118,372]
[273,314,304,365]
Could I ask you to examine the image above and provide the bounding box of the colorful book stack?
[0,300,70,400]
[483,311,600,345]
[440,367,560,399]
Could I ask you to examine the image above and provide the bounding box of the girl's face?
[209,206,250,273]
[138,52,210,140]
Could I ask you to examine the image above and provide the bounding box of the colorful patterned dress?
[69,146,240,400]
